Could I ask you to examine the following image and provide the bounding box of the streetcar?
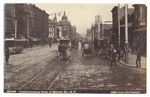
[82,41,93,57]
[5,38,26,54]
[58,39,71,60]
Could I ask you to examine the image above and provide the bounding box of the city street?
[4,4,147,94]
[4,43,146,93]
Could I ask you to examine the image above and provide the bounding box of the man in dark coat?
[136,46,141,68]
[5,45,9,65]
[111,49,117,66]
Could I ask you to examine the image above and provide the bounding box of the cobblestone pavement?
[50,49,146,91]
[4,43,146,93]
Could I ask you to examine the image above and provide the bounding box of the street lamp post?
[27,15,30,43]
[125,4,129,64]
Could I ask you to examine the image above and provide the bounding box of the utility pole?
[125,4,129,63]
[14,19,17,38]
[27,15,30,43]
[118,4,120,47]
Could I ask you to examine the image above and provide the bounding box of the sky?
[35,4,133,37]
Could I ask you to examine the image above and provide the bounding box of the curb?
[117,61,146,70]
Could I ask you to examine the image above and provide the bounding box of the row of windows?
[135,6,146,21]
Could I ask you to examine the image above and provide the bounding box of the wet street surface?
[4,44,146,93]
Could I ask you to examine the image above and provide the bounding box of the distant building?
[95,15,102,39]
[48,11,73,41]
[70,26,76,40]
[59,11,71,39]
[48,13,59,42]
[86,29,92,40]
[101,23,112,38]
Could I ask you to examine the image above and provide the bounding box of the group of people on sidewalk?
[97,37,144,68]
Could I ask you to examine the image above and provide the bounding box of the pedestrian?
[111,49,117,66]
[132,38,136,54]
[117,46,121,61]
[49,42,52,48]
[136,46,141,68]
[5,45,9,65]
[135,37,140,53]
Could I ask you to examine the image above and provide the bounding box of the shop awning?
[134,27,147,32]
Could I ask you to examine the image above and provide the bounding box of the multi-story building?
[133,4,147,55]
[59,12,71,39]
[120,12,134,49]
[86,29,92,40]
[29,4,49,40]
[48,13,59,42]
[70,26,76,40]
[95,15,102,39]
[101,23,112,39]
[5,4,15,38]
[5,4,26,39]
[111,4,147,55]
[48,11,73,41]
[111,6,134,48]
[5,4,49,44]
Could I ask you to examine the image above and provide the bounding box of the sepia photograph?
[3,3,147,94]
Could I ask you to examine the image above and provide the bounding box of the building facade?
[5,4,26,39]
[29,4,49,40]
[5,4,49,44]
[48,12,73,41]
[133,4,147,55]
[85,29,92,41]
[111,6,134,48]
[59,12,71,39]
[70,26,76,40]
[48,13,59,42]
[101,23,112,39]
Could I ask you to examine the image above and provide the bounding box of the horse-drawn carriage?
[93,39,104,55]
[93,38,111,59]
[58,39,71,60]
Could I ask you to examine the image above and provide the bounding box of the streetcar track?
[48,57,72,90]
[18,57,61,90]
[10,46,50,59]
[5,54,59,85]
[5,53,57,73]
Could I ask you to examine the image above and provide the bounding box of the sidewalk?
[23,43,59,52]
[117,52,146,70]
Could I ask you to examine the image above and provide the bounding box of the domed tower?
[60,11,71,39]
[62,11,68,21]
